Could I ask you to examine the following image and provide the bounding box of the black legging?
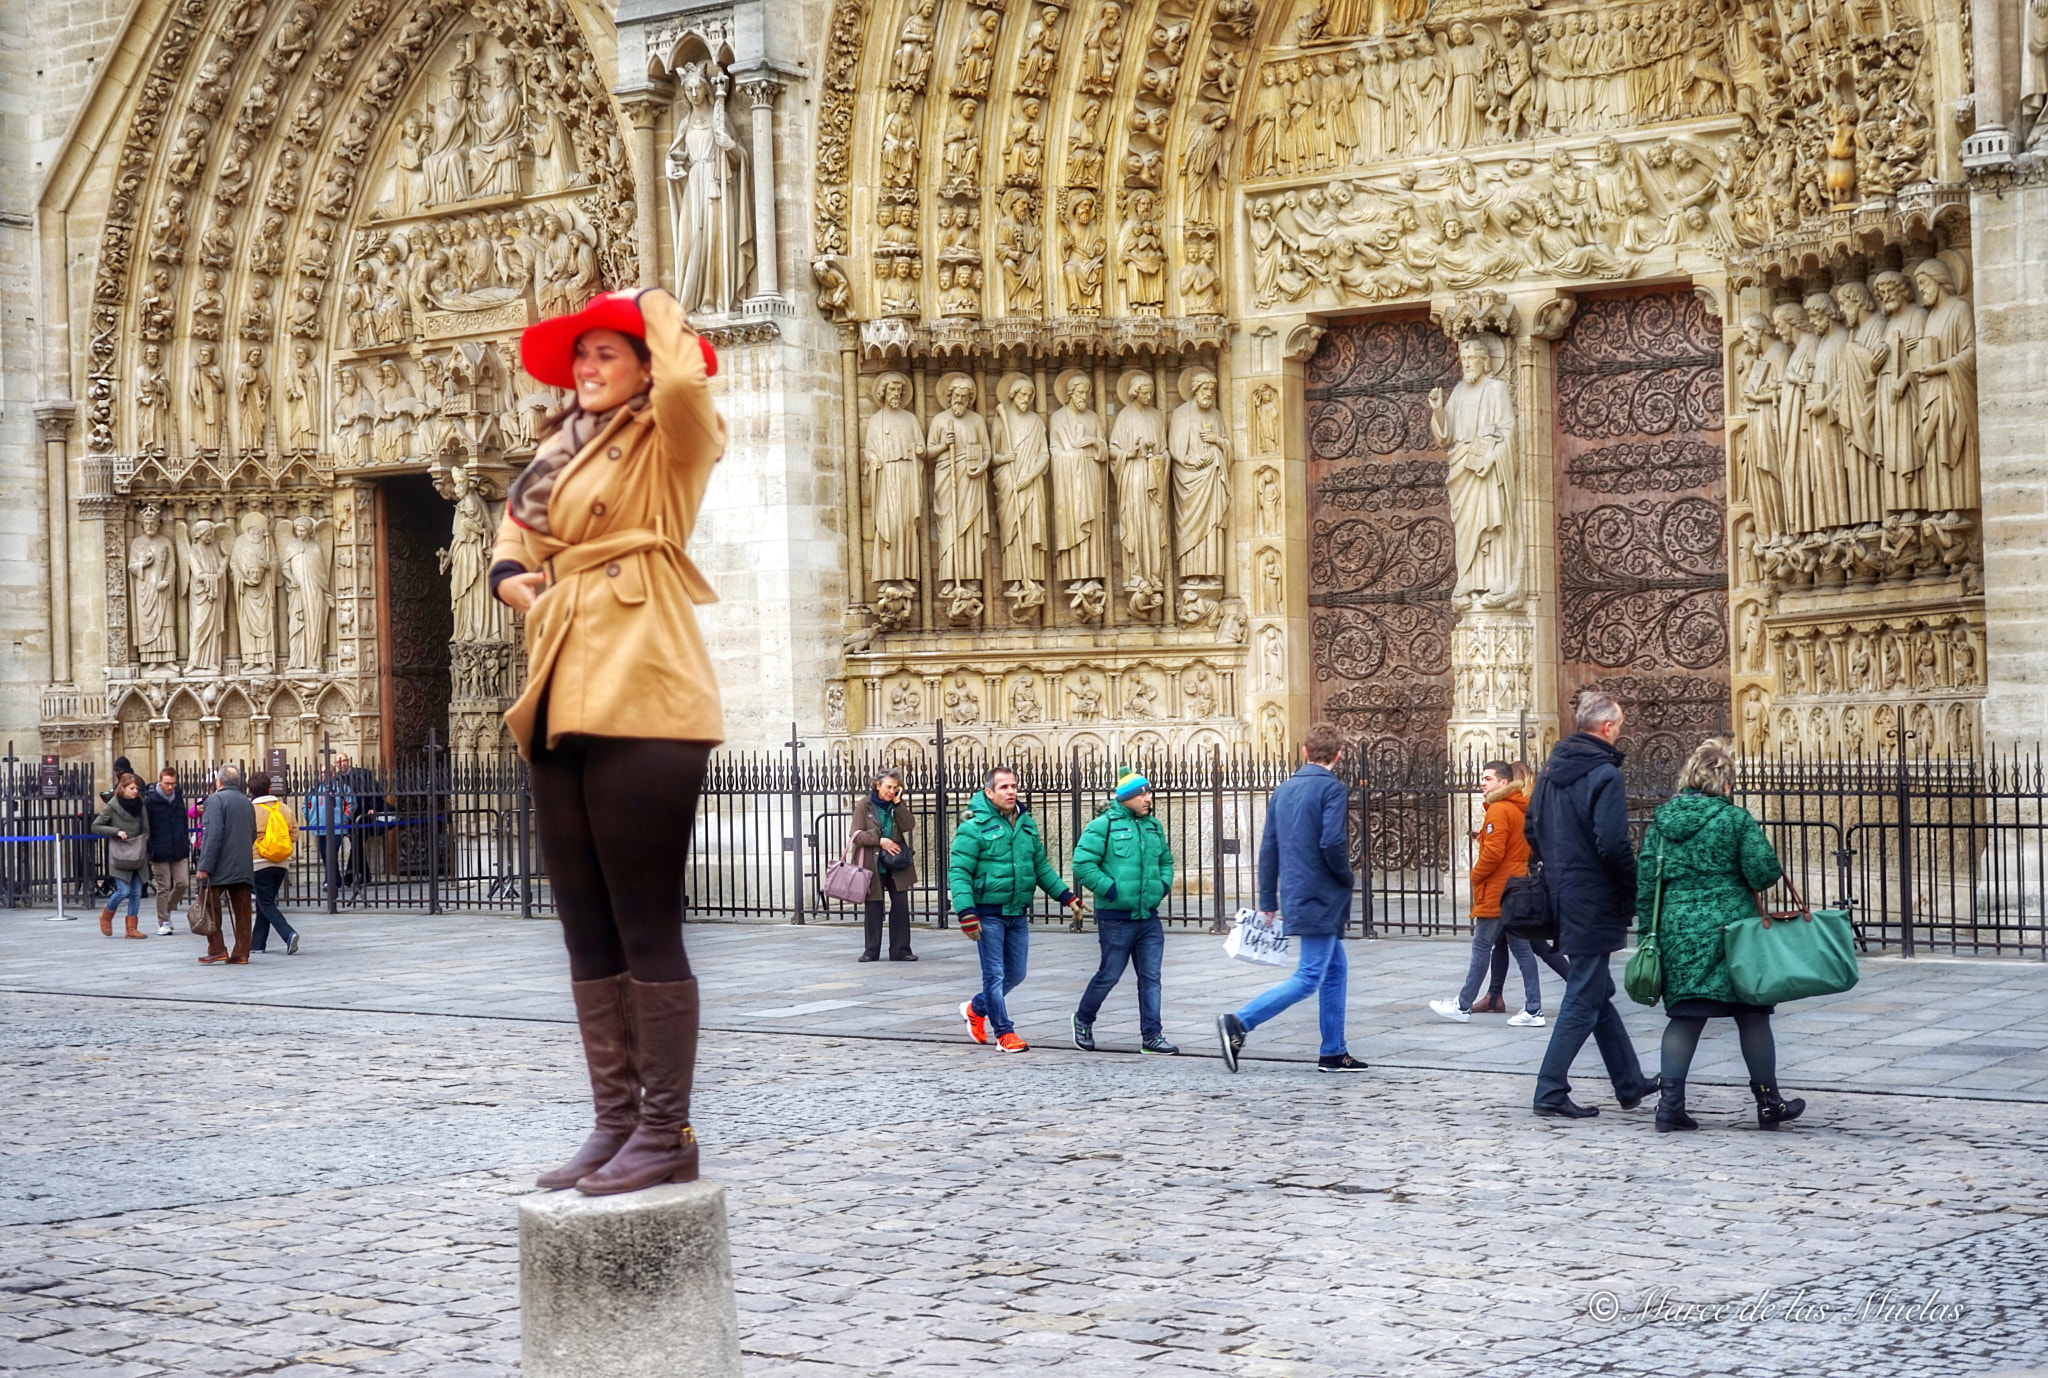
[1660,1010,1778,1084]
[531,734,713,983]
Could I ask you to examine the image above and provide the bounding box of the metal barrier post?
[426,732,444,916]
[320,735,339,915]
[932,719,950,928]
[1211,745,1225,933]
[1896,727,1914,958]
[786,722,806,925]
[517,758,534,920]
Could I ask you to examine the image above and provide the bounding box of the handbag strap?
[1751,873,1811,927]
[1648,840,1665,938]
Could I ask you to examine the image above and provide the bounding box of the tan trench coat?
[492,289,727,757]
[848,794,919,900]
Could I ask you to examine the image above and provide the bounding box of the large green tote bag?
[1721,876,1859,1005]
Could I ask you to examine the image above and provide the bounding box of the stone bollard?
[520,1181,742,1378]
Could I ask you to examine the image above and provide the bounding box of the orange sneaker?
[997,1032,1030,1053]
[960,1000,989,1045]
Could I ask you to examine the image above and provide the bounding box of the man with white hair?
[193,763,258,965]
[1524,692,1656,1118]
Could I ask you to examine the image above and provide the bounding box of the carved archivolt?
[67,0,639,758]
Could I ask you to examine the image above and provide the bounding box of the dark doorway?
[1552,287,1730,779]
[1303,313,1461,769]
[377,475,456,759]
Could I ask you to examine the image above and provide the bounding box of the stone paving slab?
[5,982,2048,1377]
[7,909,2048,1100]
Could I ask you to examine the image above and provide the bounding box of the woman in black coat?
[848,772,918,962]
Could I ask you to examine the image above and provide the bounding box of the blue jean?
[1076,913,1164,1039]
[1458,917,1545,1014]
[968,911,1030,1037]
[109,870,144,918]
[251,867,297,949]
[1235,933,1349,1057]
[1534,951,1648,1107]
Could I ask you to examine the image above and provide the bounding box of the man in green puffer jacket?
[1069,773,1179,1055]
[950,766,1083,1053]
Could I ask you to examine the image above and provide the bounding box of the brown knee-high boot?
[536,974,640,1189]
[576,977,699,1195]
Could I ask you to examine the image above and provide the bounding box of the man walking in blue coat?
[1526,692,1657,1118]
[1217,723,1369,1073]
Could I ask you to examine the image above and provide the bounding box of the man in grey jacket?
[193,764,257,965]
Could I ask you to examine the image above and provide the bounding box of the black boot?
[1654,1079,1698,1133]
[577,978,700,1194]
[1751,1080,1806,1129]
[536,974,638,1189]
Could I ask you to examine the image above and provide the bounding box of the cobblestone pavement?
[6,913,2048,1376]
[7,909,2048,1100]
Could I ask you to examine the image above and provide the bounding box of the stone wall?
[1976,169,2048,748]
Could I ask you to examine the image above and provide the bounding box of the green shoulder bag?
[1623,842,1665,1006]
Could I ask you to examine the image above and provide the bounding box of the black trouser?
[531,734,713,983]
[863,873,913,959]
[1489,929,1571,994]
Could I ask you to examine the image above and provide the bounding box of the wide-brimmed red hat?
[520,290,718,388]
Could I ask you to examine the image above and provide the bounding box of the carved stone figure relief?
[1109,370,1168,616]
[1429,335,1521,611]
[991,375,1050,617]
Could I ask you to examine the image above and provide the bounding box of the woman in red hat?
[491,286,723,1194]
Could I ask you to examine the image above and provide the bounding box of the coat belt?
[541,527,717,603]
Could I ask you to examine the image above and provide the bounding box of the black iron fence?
[5,731,2047,959]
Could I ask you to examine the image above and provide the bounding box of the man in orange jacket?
[1429,761,1550,1025]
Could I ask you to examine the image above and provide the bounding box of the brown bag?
[188,883,220,937]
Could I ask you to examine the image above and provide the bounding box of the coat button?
[592,502,606,515]
[606,563,621,577]
[607,446,621,459]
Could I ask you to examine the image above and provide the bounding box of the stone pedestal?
[519,1182,741,1378]
[1448,610,1547,764]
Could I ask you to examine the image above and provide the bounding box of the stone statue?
[128,508,177,665]
[1049,370,1107,587]
[425,64,474,206]
[1108,370,1167,614]
[666,62,754,315]
[866,372,924,591]
[990,374,1049,615]
[439,466,502,645]
[188,344,226,452]
[1911,259,1978,515]
[332,366,376,468]
[1872,271,1928,514]
[234,346,270,453]
[134,344,169,454]
[282,343,321,452]
[1802,292,1853,531]
[281,515,331,671]
[1168,368,1230,583]
[181,519,226,675]
[230,511,277,668]
[1429,337,1520,610]
[1772,303,1819,534]
[371,360,426,464]
[1833,281,1886,528]
[928,375,990,613]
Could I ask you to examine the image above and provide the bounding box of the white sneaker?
[156,920,173,936]
[1428,999,1470,1023]
[1508,1010,1547,1027]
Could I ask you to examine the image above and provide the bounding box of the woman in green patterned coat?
[1638,738,1807,1133]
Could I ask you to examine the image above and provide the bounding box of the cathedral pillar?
[1434,289,1567,765]
[735,77,784,304]
[34,404,75,685]
[615,86,671,290]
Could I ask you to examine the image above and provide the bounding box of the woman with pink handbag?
[843,772,919,962]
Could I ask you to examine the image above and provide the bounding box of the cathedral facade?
[1,0,2044,772]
